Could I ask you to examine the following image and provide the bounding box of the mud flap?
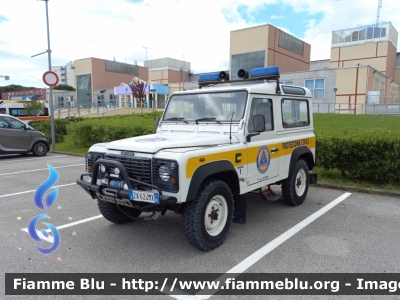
[233,195,246,224]
[310,173,318,185]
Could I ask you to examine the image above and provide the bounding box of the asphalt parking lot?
[1,153,400,299]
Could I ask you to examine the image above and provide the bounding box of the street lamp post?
[32,0,56,151]
[150,89,156,110]
[333,88,337,114]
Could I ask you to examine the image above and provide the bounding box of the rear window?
[281,99,310,128]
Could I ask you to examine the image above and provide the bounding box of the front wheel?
[32,141,48,156]
[282,159,309,206]
[183,180,233,251]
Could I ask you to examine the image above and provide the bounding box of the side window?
[0,108,6,114]
[0,116,24,129]
[281,99,309,128]
[248,98,273,133]
[0,116,8,128]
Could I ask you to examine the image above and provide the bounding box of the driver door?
[246,96,280,187]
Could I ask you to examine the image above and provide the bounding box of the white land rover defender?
[76,66,317,251]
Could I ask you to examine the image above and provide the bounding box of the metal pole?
[44,0,56,151]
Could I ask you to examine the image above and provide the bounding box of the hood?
[105,133,238,153]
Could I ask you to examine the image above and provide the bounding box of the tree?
[129,79,148,113]
[52,84,76,91]
[0,85,37,93]
[23,100,45,118]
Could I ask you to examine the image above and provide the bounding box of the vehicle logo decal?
[136,138,167,143]
[256,146,270,174]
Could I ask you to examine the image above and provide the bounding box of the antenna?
[143,47,151,62]
[376,0,382,27]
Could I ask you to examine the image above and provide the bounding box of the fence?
[54,100,122,118]
[313,103,400,115]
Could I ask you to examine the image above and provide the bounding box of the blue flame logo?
[34,164,59,210]
[28,214,60,254]
[29,164,61,254]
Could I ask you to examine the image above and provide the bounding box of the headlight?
[114,167,120,175]
[100,165,106,173]
[159,165,170,182]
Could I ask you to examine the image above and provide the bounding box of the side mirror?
[246,115,265,142]
[23,124,28,131]
[253,115,265,132]
[156,116,160,128]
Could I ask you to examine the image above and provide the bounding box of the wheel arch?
[186,160,239,203]
[288,146,314,176]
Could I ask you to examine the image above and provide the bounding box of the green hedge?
[316,129,400,183]
[66,112,162,147]
[29,117,84,143]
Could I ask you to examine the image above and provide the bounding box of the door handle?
[271,148,279,153]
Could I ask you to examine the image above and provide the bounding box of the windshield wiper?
[194,118,221,125]
[165,117,188,124]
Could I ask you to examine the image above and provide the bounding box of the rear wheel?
[32,141,48,156]
[97,200,141,224]
[183,180,233,251]
[282,159,309,206]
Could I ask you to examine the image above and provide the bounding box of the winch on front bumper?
[76,159,177,211]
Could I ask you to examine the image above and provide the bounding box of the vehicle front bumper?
[76,159,177,210]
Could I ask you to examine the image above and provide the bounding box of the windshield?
[163,91,247,122]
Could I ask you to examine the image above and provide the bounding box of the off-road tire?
[183,179,233,251]
[97,200,141,224]
[282,159,309,206]
[32,141,48,156]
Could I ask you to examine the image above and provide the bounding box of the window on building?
[305,79,325,99]
[279,30,304,56]
[281,81,294,85]
[231,50,265,83]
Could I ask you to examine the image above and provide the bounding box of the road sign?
[42,71,59,87]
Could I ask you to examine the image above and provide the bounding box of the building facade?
[74,57,148,106]
[52,61,76,88]
[230,24,311,81]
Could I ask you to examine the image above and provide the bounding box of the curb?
[51,151,400,198]
[314,183,400,198]
[50,151,85,157]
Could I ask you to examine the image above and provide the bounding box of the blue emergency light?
[198,71,229,83]
[198,66,280,90]
[250,66,280,78]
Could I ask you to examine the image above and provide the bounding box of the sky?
[0,0,399,88]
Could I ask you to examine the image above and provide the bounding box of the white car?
[77,66,317,251]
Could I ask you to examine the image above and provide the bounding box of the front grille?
[105,154,152,185]
[86,152,104,171]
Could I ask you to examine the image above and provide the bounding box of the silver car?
[0,114,49,156]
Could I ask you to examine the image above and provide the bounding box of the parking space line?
[0,155,68,163]
[0,183,76,198]
[0,164,84,176]
[169,192,352,300]
[21,215,103,243]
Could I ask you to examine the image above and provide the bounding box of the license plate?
[128,190,159,204]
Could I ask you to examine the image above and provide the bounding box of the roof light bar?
[198,71,229,83]
[250,66,280,79]
[197,66,281,91]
